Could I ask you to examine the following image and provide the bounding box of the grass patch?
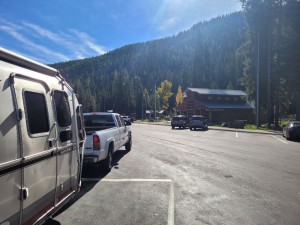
[245,122,288,131]
[280,120,289,127]
[245,124,268,131]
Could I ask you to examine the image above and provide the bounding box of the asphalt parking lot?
[47,124,300,225]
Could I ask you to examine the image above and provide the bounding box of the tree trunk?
[296,93,300,121]
[274,88,279,127]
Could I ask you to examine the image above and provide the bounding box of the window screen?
[24,91,49,134]
[53,91,71,127]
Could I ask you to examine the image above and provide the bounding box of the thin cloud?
[154,0,242,34]
[158,17,179,31]
[110,11,126,21]
[0,24,70,62]
[0,19,107,63]
[23,22,106,57]
[22,22,66,45]
[69,29,106,55]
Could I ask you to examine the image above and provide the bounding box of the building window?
[208,96,213,100]
[53,91,72,127]
[225,97,230,101]
[234,97,238,101]
[24,91,49,135]
[188,109,193,117]
[217,96,222,100]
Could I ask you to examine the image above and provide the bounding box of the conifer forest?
[52,1,300,125]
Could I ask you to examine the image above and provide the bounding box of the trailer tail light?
[93,135,100,150]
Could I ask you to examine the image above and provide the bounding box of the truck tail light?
[93,135,100,150]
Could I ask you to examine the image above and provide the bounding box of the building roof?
[187,88,247,96]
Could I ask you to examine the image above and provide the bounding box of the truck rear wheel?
[104,148,113,172]
[125,138,132,152]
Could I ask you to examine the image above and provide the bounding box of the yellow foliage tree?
[156,80,173,110]
[175,85,183,106]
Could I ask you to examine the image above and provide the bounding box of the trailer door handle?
[48,138,56,148]
[20,188,29,200]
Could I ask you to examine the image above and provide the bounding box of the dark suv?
[171,115,190,129]
[190,115,208,130]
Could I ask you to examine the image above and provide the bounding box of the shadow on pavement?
[44,218,61,225]
[287,138,300,143]
[81,149,128,178]
[45,149,129,223]
[190,128,208,132]
[171,127,190,130]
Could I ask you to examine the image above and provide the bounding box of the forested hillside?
[239,0,300,125]
[52,12,247,115]
[52,1,300,124]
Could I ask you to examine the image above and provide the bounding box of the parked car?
[171,115,190,129]
[282,121,300,140]
[122,115,132,125]
[190,115,208,130]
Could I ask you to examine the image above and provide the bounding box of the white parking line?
[271,135,288,144]
[235,132,238,138]
[81,178,175,225]
[82,178,172,182]
[168,180,175,225]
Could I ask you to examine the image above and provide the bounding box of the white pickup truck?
[83,112,132,171]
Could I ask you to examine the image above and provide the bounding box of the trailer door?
[52,90,78,206]
[12,74,57,225]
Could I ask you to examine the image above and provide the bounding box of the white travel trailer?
[0,48,86,225]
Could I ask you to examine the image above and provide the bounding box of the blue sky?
[0,0,242,64]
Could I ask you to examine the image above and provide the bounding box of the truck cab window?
[24,91,49,134]
[116,116,122,127]
[119,116,125,127]
[53,91,71,127]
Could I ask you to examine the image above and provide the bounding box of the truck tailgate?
[84,135,94,154]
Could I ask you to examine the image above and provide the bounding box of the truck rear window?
[192,117,204,121]
[84,115,115,127]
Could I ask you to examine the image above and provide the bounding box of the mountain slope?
[52,12,247,114]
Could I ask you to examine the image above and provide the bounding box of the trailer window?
[24,91,49,134]
[53,91,71,127]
